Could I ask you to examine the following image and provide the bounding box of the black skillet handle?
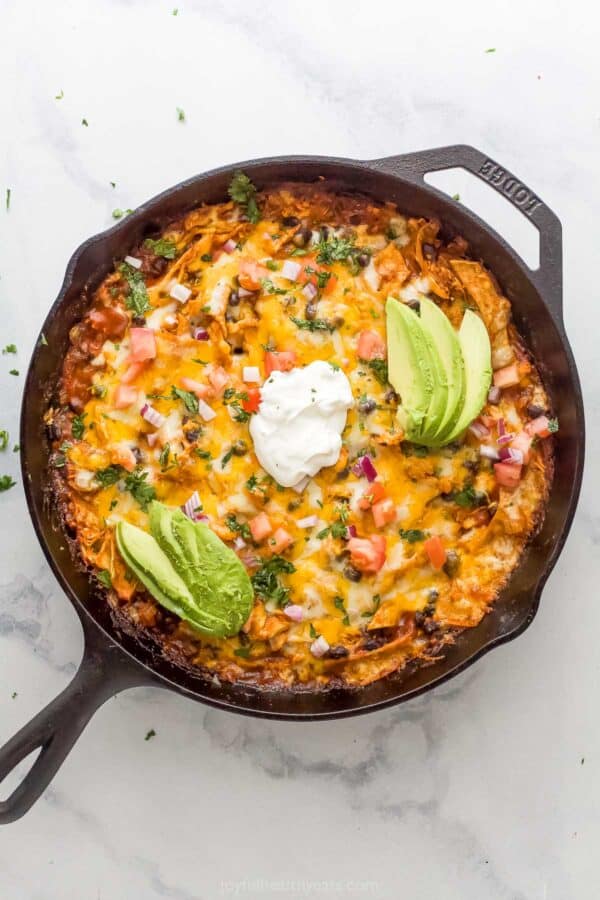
[0,619,149,824]
[369,144,563,324]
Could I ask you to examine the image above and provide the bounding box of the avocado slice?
[418,298,465,443]
[417,307,449,442]
[116,520,199,624]
[436,309,492,444]
[386,297,435,441]
[149,501,253,637]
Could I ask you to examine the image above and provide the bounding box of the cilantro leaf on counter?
[0,430,8,451]
[0,475,16,492]
[176,107,186,122]
[2,344,16,354]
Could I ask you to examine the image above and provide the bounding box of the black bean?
[46,422,61,442]
[423,618,440,635]
[336,466,350,481]
[282,216,300,228]
[228,291,241,307]
[384,388,398,404]
[443,550,460,578]
[185,428,203,443]
[359,397,377,414]
[406,298,420,313]
[131,446,144,464]
[422,242,437,260]
[414,612,426,628]
[328,644,349,659]
[305,301,318,320]
[233,346,244,355]
[343,565,362,583]
[357,252,370,268]
[293,227,311,248]
[131,315,146,327]
[526,403,546,419]
[232,439,248,456]
[363,636,385,651]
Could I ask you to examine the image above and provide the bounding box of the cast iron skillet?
[0,145,584,823]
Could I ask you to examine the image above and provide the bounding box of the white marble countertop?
[1,1,598,897]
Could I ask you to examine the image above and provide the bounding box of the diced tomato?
[113,384,138,409]
[269,527,293,554]
[242,387,262,414]
[238,258,268,291]
[180,377,211,399]
[264,350,297,376]
[129,327,157,363]
[494,462,523,488]
[525,415,554,439]
[357,330,386,361]
[323,273,338,295]
[372,498,396,528]
[208,365,229,395]
[249,512,272,542]
[424,535,447,570]
[358,480,387,510]
[348,535,387,574]
[511,431,533,464]
[493,363,520,389]
[121,361,147,384]
[89,305,128,340]
[111,442,137,472]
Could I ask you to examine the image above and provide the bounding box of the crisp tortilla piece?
[450,259,515,368]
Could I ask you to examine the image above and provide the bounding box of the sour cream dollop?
[250,360,353,488]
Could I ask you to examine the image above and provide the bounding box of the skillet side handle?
[370,144,563,324]
[0,622,149,824]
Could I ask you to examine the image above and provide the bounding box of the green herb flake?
[309,622,318,639]
[123,468,156,510]
[9,369,18,376]
[251,555,296,607]
[0,430,8,451]
[0,474,16,492]
[71,413,87,440]
[95,465,124,488]
[176,106,186,122]
[12,444,19,453]
[234,646,252,659]
[172,7,178,14]
[144,729,156,741]
[226,513,252,542]
[170,385,199,415]
[97,570,112,589]
[112,208,133,220]
[2,344,16,355]
[81,118,89,127]
[449,484,487,508]
[399,528,427,543]
[144,237,178,259]
[159,444,171,470]
[334,596,350,626]
[118,262,151,316]
[485,47,496,53]
[55,89,64,100]
[452,193,461,202]
[228,170,261,224]
[360,357,388,386]
[361,594,381,618]
[547,418,559,433]
[290,316,334,333]
[5,188,11,211]
[260,278,286,295]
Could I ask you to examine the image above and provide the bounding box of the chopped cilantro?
[548,418,559,433]
[452,193,461,202]
[97,570,112,589]
[260,278,286,295]
[95,465,123,487]
[194,448,212,460]
[2,344,16,355]
[266,259,279,271]
[228,170,261,224]
[485,47,496,53]
[360,357,388,386]
[0,475,16,492]
[71,413,86,440]
[176,107,186,122]
[361,594,381,618]
[12,444,19,453]
[9,369,18,376]
[221,447,234,468]
[123,468,156,510]
[334,596,350,626]
[448,484,487,508]
[251,555,296,607]
[226,513,252,542]
[170,385,198,414]
[159,444,171,470]
[399,528,427,543]
[144,237,178,259]
[0,430,8,451]
[309,622,318,638]
[112,208,133,220]
[234,646,252,658]
[118,262,151,315]
[290,316,334,333]
[200,253,212,263]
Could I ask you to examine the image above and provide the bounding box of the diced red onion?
[124,255,142,269]
[281,260,301,281]
[499,446,523,465]
[197,398,216,422]
[182,491,204,521]
[310,635,330,658]
[355,454,377,482]
[169,281,192,303]
[241,554,261,568]
[146,432,159,448]
[292,476,310,494]
[297,514,318,529]
[233,536,247,550]
[193,328,210,341]
[468,420,490,439]
[242,366,260,383]
[488,386,501,404]
[283,604,304,622]
[497,417,506,438]
[302,282,318,301]
[497,432,516,446]
[480,445,500,461]
[345,524,358,540]
[223,239,237,253]
[238,287,254,298]
[140,403,165,429]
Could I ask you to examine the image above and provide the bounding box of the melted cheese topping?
[51,185,553,690]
